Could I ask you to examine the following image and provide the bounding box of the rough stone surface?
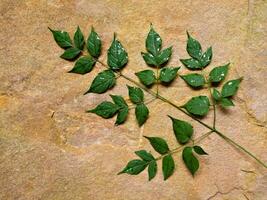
[0,0,266,199]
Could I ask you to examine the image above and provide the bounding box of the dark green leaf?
[146,25,162,56]
[184,96,210,116]
[74,26,85,50]
[181,73,205,88]
[135,150,155,161]
[144,136,169,155]
[162,154,175,180]
[221,78,242,97]
[135,103,149,126]
[87,27,102,58]
[148,161,157,181]
[220,98,234,108]
[200,47,212,67]
[107,35,128,70]
[212,89,221,101]
[169,116,193,144]
[156,46,172,66]
[110,95,129,125]
[141,52,157,67]
[87,101,119,119]
[180,58,202,70]
[186,32,202,60]
[118,159,147,175]
[115,107,129,125]
[60,47,81,60]
[85,70,116,94]
[135,70,156,86]
[159,67,180,83]
[182,147,199,176]
[110,95,128,108]
[68,56,95,74]
[209,63,229,83]
[193,146,208,155]
[49,27,72,49]
[127,85,144,104]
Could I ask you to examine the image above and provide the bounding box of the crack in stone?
[206,185,246,200]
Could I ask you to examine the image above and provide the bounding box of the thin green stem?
[94,58,267,169]
[214,129,267,168]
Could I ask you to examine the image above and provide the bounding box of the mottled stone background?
[0,0,266,199]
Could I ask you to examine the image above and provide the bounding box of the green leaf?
[127,85,144,104]
[182,147,199,176]
[68,56,95,74]
[159,67,180,83]
[220,98,234,108]
[193,146,208,155]
[212,89,221,101]
[148,161,157,181]
[144,136,169,155]
[209,63,229,83]
[87,27,102,58]
[156,46,172,66]
[169,116,193,144]
[118,159,147,175]
[49,27,72,49]
[60,47,81,60]
[135,150,155,161]
[74,26,85,50]
[141,52,157,67]
[87,101,119,119]
[85,70,116,94]
[184,96,210,116]
[135,70,156,86]
[110,95,128,108]
[110,95,129,125]
[221,78,242,97]
[186,32,202,60]
[135,103,149,126]
[107,35,128,70]
[146,25,162,56]
[181,73,205,88]
[180,58,202,70]
[162,154,175,180]
[115,107,129,125]
[200,47,212,67]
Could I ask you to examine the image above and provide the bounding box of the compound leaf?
[85,70,116,94]
[118,159,147,175]
[209,63,229,83]
[87,27,102,58]
[88,101,119,119]
[169,116,193,144]
[184,96,210,116]
[127,85,144,104]
[49,27,72,49]
[135,103,149,126]
[182,147,199,176]
[162,154,175,180]
[60,47,81,60]
[69,56,95,74]
[135,70,156,86]
[74,26,85,50]
[221,78,242,97]
[144,136,169,155]
[108,35,128,70]
[181,73,205,88]
[159,67,180,84]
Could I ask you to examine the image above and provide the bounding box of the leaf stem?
[155,130,213,161]
[156,66,159,97]
[93,58,267,169]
